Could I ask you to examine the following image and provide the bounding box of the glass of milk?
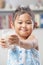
[1,29,16,49]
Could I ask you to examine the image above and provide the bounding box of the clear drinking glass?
[1,29,16,49]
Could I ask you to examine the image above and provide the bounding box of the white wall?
[0,47,8,65]
[0,29,43,65]
[33,29,43,65]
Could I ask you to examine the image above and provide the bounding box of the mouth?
[20,29,28,32]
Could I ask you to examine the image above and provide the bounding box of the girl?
[0,6,40,65]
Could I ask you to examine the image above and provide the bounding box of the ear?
[33,22,38,29]
[10,21,14,29]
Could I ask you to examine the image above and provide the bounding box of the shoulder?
[29,34,37,40]
[28,34,38,44]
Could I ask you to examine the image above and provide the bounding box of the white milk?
[1,29,16,49]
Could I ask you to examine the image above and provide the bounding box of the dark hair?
[13,6,35,23]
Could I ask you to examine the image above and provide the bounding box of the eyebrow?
[25,20,32,23]
[18,19,32,22]
[18,20,22,21]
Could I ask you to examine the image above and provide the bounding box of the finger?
[8,40,17,45]
[1,45,8,48]
[8,36,19,41]
[0,39,6,42]
[9,38,19,42]
[0,40,6,43]
[0,42,8,48]
[10,35,17,37]
[9,40,18,44]
[9,35,19,40]
[1,38,5,40]
[1,41,6,43]
[0,42,6,45]
[0,39,6,41]
[9,35,18,39]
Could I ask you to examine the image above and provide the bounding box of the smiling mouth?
[21,29,28,32]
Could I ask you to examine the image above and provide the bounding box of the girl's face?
[14,13,34,39]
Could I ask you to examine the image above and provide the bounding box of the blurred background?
[0,0,43,65]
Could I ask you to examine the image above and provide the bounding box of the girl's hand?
[0,39,8,48]
[8,35,19,45]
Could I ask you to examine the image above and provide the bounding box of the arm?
[7,34,39,50]
[18,39,39,50]
[33,39,39,50]
[19,41,33,49]
[8,35,33,49]
[18,35,39,50]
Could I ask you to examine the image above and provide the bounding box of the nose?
[22,23,26,28]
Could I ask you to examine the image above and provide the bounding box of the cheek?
[14,22,20,29]
[15,25,20,31]
[27,24,33,29]
[27,25,33,32]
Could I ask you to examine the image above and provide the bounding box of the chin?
[19,34,31,39]
[20,32,31,36]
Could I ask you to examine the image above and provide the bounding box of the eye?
[26,21,32,24]
[18,21,22,24]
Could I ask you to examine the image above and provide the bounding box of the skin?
[0,13,38,50]
[14,13,33,40]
